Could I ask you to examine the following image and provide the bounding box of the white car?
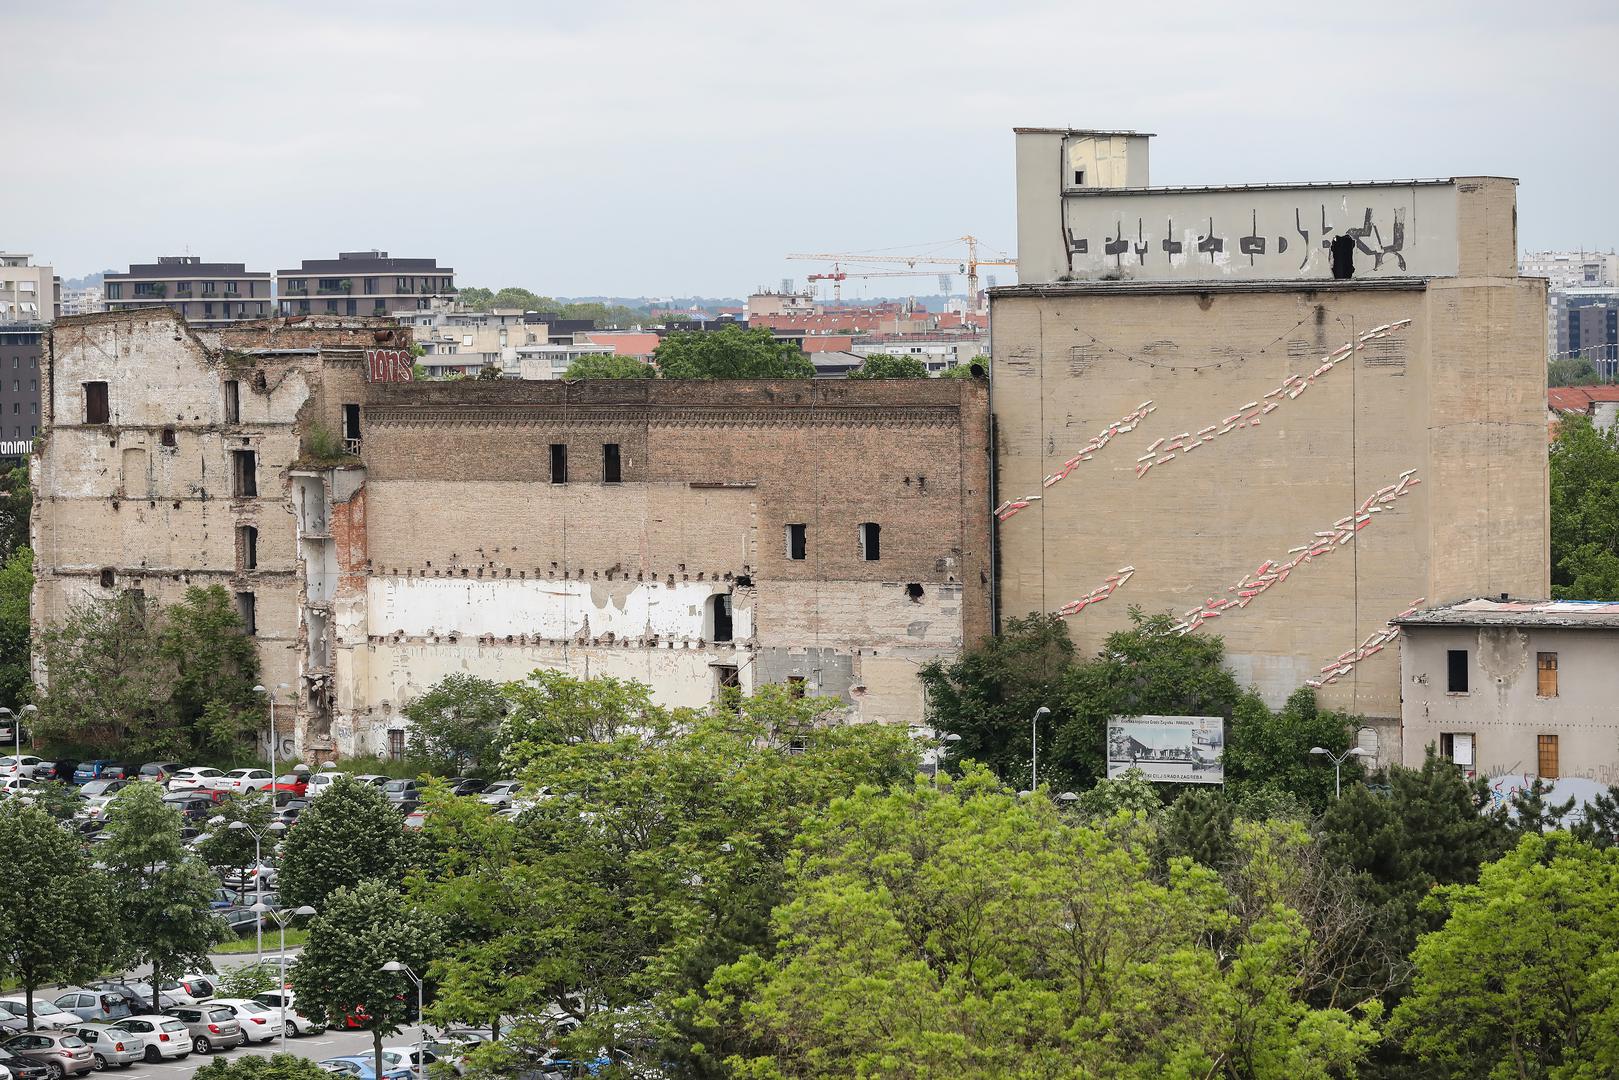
[0,777,38,798]
[253,990,326,1036]
[116,1014,194,1061]
[0,755,43,778]
[221,768,275,793]
[382,1045,443,1071]
[168,767,224,792]
[210,998,284,1043]
[0,996,72,1029]
[306,771,348,797]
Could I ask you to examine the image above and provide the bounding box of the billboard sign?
[365,348,415,383]
[1106,714,1224,784]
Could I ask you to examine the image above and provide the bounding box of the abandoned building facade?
[992,128,1550,768]
[32,309,990,757]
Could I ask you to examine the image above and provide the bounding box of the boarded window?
[1536,652,1558,697]
[1439,732,1475,767]
[858,522,881,561]
[786,523,807,561]
[238,525,258,570]
[223,380,240,423]
[1537,734,1560,779]
[235,591,257,636]
[231,450,257,497]
[388,729,406,762]
[1446,649,1469,693]
[83,381,109,424]
[602,443,621,483]
[549,443,567,484]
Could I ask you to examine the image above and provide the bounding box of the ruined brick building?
[33,310,990,757]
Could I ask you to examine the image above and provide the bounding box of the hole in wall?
[1330,235,1356,279]
[905,583,924,601]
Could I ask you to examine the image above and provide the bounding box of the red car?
[269,773,309,798]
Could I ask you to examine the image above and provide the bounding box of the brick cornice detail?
[365,405,963,428]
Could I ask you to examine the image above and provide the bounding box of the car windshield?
[60,1035,86,1048]
[384,780,411,791]
[208,1007,234,1020]
[140,765,163,776]
[82,781,115,796]
[30,1000,64,1016]
[237,1001,268,1014]
[160,1020,183,1032]
[275,775,301,784]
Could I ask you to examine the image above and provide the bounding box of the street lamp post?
[1031,706,1050,790]
[255,903,315,1045]
[1309,745,1368,799]
[225,819,286,961]
[254,683,291,778]
[3,704,37,762]
[381,961,425,1080]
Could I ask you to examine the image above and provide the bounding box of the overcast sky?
[9,0,1617,298]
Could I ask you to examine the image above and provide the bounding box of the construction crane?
[805,266,956,303]
[789,235,1016,307]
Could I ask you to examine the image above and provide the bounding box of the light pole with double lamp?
[254,903,316,1045]
[1031,706,1050,790]
[381,961,425,1080]
[1309,745,1368,800]
[219,818,285,961]
[253,682,291,777]
[2,703,36,762]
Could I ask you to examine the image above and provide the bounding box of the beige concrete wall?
[1400,626,1619,787]
[992,280,1548,719]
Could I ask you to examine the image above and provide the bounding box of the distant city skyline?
[10,0,1619,296]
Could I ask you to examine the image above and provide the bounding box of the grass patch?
[214,928,308,954]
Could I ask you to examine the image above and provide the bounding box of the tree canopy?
[1548,356,1604,387]
[1549,412,1619,599]
[403,673,509,776]
[846,353,928,379]
[654,326,813,379]
[0,546,32,712]
[563,353,654,379]
[276,776,416,910]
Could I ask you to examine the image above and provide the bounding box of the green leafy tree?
[35,591,172,755]
[195,793,277,903]
[404,674,509,776]
[564,353,655,379]
[455,286,495,311]
[1157,785,1237,871]
[1224,688,1364,813]
[495,670,665,773]
[654,325,813,379]
[99,783,226,1011]
[846,354,928,379]
[0,547,29,711]
[475,364,501,380]
[1548,355,1602,387]
[0,464,30,561]
[490,287,548,311]
[160,585,265,754]
[1391,832,1619,1078]
[701,768,1381,1079]
[1549,413,1619,599]
[0,803,117,1027]
[291,881,442,1080]
[919,612,1076,785]
[193,1054,335,1080]
[940,354,990,378]
[276,775,415,909]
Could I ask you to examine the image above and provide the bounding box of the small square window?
[1446,649,1469,694]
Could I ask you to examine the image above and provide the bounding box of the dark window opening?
[161,427,176,448]
[231,450,258,497]
[235,591,257,636]
[786,523,807,561]
[342,403,361,441]
[1330,234,1356,279]
[859,522,881,561]
[83,381,109,424]
[223,380,240,423]
[388,729,406,762]
[1438,731,1474,768]
[709,593,733,643]
[549,443,567,484]
[787,676,806,699]
[714,665,739,700]
[602,443,621,483]
[1446,649,1469,693]
[905,583,924,601]
[1072,169,1085,185]
[787,733,808,753]
[99,567,114,589]
[239,525,258,570]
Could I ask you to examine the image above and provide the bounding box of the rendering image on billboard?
[1106,714,1224,784]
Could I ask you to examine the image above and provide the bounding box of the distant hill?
[64,270,115,290]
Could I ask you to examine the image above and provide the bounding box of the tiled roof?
[1548,385,1619,412]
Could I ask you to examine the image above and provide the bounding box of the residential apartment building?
[61,287,104,317]
[850,333,989,374]
[104,256,272,325]
[0,253,59,322]
[397,308,547,377]
[1559,292,1619,376]
[1395,599,1619,802]
[995,127,1547,755]
[1520,251,1618,365]
[278,251,454,318]
[35,310,991,759]
[0,323,42,453]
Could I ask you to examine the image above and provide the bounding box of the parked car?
[0,1014,25,1038]
[0,999,71,1031]
[76,779,132,820]
[209,1000,282,1044]
[167,767,224,792]
[381,1046,443,1071]
[219,906,265,935]
[2,1032,95,1077]
[99,764,133,783]
[173,974,218,1002]
[381,779,423,805]
[163,1004,245,1055]
[0,1044,49,1080]
[448,777,491,797]
[126,982,196,1008]
[306,771,348,797]
[49,993,128,1026]
[479,780,524,808]
[403,807,428,830]
[0,756,44,779]
[61,1023,144,1071]
[223,863,279,891]
[269,773,309,798]
[111,1016,191,1063]
[0,778,38,798]
[220,769,274,794]
[252,991,325,1036]
[86,984,184,1014]
[137,762,184,784]
[162,794,220,822]
[316,1057,413,1080]
[33,761,78,785]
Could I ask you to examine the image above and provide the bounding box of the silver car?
[48,992,128,1024]
[162,1004,244,1054]
[62,1023,144,1070]
[0,999,71,1031]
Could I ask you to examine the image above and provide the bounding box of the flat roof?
[1395,598,1619,630]
[1060,177,1515,198]
[990,278,1430,298]
[1013,127,1155,137]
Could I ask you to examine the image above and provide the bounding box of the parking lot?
[102,1025,386,1078]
